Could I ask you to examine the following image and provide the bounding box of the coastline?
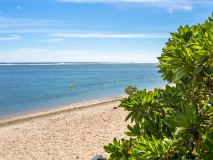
[0,94,128,127]
[0,85,170,160]
[0,94,130,159]
[0,85,169,127]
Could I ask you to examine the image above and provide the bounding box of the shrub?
[125,86,138,95]
[104,13,213,159]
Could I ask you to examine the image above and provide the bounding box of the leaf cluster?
[104,13,213,159]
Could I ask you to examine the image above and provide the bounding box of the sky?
[0,0,213,62]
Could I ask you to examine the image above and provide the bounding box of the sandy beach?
[0,95,131,160]
[0,86,167,160]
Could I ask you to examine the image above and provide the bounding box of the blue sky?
[0,0,212,62]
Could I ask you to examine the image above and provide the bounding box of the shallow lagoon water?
[0,62,167,119]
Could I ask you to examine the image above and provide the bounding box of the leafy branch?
[104,13,213,160]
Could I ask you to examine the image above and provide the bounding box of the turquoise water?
[0,62,167,119]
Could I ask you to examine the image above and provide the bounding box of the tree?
[104,13,213,159]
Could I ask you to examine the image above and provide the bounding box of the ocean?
[0,62,167,119]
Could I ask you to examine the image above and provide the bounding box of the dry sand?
[0,95,131,160]
[0,86,169,160]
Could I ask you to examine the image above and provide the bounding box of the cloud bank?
[57,0,213,12]
[53,33,169,38]
[41,38,64,42]
[0,35,20,41]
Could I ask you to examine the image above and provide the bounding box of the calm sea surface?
[0,62,167,119]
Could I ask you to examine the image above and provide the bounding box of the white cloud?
[0,18,73,34]
[0,18,73,29]
[0,18,63,28]
[183,6,192,10]
[56,0,211,3]
[11,48,81,54]
[16,6,21,10]
[0,35,20,41]
[0,48,86,62]
[41,38,64,42]
[52,33,169,38]
[57,0,172,2]
[56,0,213,12]
[168,4,192,14]
[0,29,54,33]
[1,48,82,56]
[0,48,159,62]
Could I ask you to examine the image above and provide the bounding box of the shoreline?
[0,85,172,160]
[0,93,131,159]
[0,85,170,127]
[0,94,128,127]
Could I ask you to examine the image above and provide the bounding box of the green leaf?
[125,131,137,137]
[125,111,135,121]
[204,133,213,152]
[141,153,157,160]
[164,116,177,128]
[185,43,198,48]
[195,50,208,56]
[174,116,191,128]
[203,66,213,75]
[193,67,202,74]
[126,124,141,137]
[178,25,184,35]
[145,120,156,133]
[196,56,209,65]
[183,31,192,42]
[184,104,194,123]
[206,133,213,144]
[191,45,202,50]
[157,56,173,61]
[173,67,188,81]
[151,135,159,153]
[104,146,112,153]
[184,25,190,32]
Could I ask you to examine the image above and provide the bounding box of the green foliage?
[133,135,184,159]
[104,13,213,159]
[104,138,134,160]
[125,86,138,95]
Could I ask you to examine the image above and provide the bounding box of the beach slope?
[0,95,131,160]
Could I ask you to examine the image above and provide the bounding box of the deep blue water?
[0,62,167,119]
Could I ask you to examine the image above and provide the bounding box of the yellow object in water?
[70,85,73,88]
